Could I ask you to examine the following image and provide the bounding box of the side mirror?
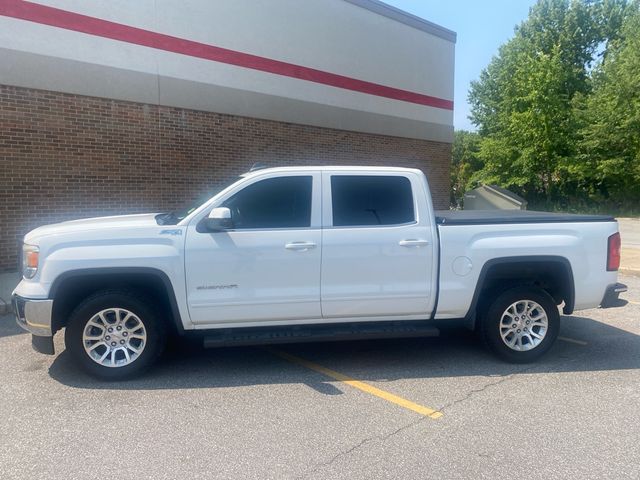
[201,207,233,232]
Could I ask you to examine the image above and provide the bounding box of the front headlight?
[22,244,39,279]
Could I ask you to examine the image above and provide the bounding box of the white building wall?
[0,0,455,141]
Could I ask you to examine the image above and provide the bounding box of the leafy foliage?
[465,0,639,212]
[450,130,482,207]
[575,7,640,206]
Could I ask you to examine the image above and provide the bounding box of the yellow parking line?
[267,347,443,419]
[627,300,640,306]
[558,336,588,346]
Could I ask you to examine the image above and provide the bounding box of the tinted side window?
[223,176,312,229]
[331,175,414,227]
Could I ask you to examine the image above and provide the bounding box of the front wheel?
[65,290,167,380]
[479,286,560,363]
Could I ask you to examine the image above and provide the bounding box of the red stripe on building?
[0,0,454,110]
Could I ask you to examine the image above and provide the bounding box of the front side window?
[331,175,414,227]
[223,176,312,229]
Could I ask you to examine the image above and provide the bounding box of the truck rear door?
[320,171,436,318]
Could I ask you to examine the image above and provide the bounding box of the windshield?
[156,176,242,225]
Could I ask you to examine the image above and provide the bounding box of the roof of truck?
[241,165,424,177]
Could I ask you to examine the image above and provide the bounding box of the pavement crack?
[439,365,536,412]
[295,416,425,479]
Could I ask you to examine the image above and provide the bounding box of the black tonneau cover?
[435,210,615,226]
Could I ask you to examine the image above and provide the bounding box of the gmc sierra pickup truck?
[12,166,627,379]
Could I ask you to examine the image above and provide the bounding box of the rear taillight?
[607,232,621,271]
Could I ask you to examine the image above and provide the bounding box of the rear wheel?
[479,286,560,363]
[65,290,166,379]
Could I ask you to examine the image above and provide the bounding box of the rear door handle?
[285,242,317,251]
[399,239,429,247]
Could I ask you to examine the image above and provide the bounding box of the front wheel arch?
[49,267,184,336]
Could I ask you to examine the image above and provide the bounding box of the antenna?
[249,162,269,172]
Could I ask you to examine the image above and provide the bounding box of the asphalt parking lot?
[1,275,639,480]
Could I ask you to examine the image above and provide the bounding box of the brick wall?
[0,84,451,271]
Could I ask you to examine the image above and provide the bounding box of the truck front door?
[185,172,322,325]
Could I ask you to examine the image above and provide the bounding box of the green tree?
[575,6,640,206]
[450,130,482,207]
[468,0,629,207]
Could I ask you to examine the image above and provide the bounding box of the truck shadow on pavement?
[47,313,640,392]
[0,316,27,339]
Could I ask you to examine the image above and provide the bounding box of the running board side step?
[202,321,440,348]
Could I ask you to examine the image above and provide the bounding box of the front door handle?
[399,239,429,247]
[285,242,317,251]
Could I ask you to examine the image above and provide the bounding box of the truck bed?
[435,210,615,226]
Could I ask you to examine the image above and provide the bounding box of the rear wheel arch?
[49,267,184,336]
[466,256,575,328]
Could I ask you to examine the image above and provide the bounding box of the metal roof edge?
[484,184,528,205]
[342,0,457,43]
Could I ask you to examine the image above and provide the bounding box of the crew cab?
[12,166,627,379]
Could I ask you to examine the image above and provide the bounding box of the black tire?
[65,289,167,380]
[479,286,560,363]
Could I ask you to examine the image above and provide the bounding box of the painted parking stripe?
[267,348,443,419]
[558,336,588,346]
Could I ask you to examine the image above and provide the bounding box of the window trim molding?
[323,220,418,230]
[188,171,322,231]
[327,173,417,228]
[222,175,313,230]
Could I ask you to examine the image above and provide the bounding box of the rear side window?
[331,175,415,227]
[223,176,312,229]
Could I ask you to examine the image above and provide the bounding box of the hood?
[24,213,162,243]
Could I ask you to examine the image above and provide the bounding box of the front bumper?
[12,295,55,354]
[12,295,54,336]
[600,283,628,308]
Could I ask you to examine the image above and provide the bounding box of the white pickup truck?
[12,166,627,379]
